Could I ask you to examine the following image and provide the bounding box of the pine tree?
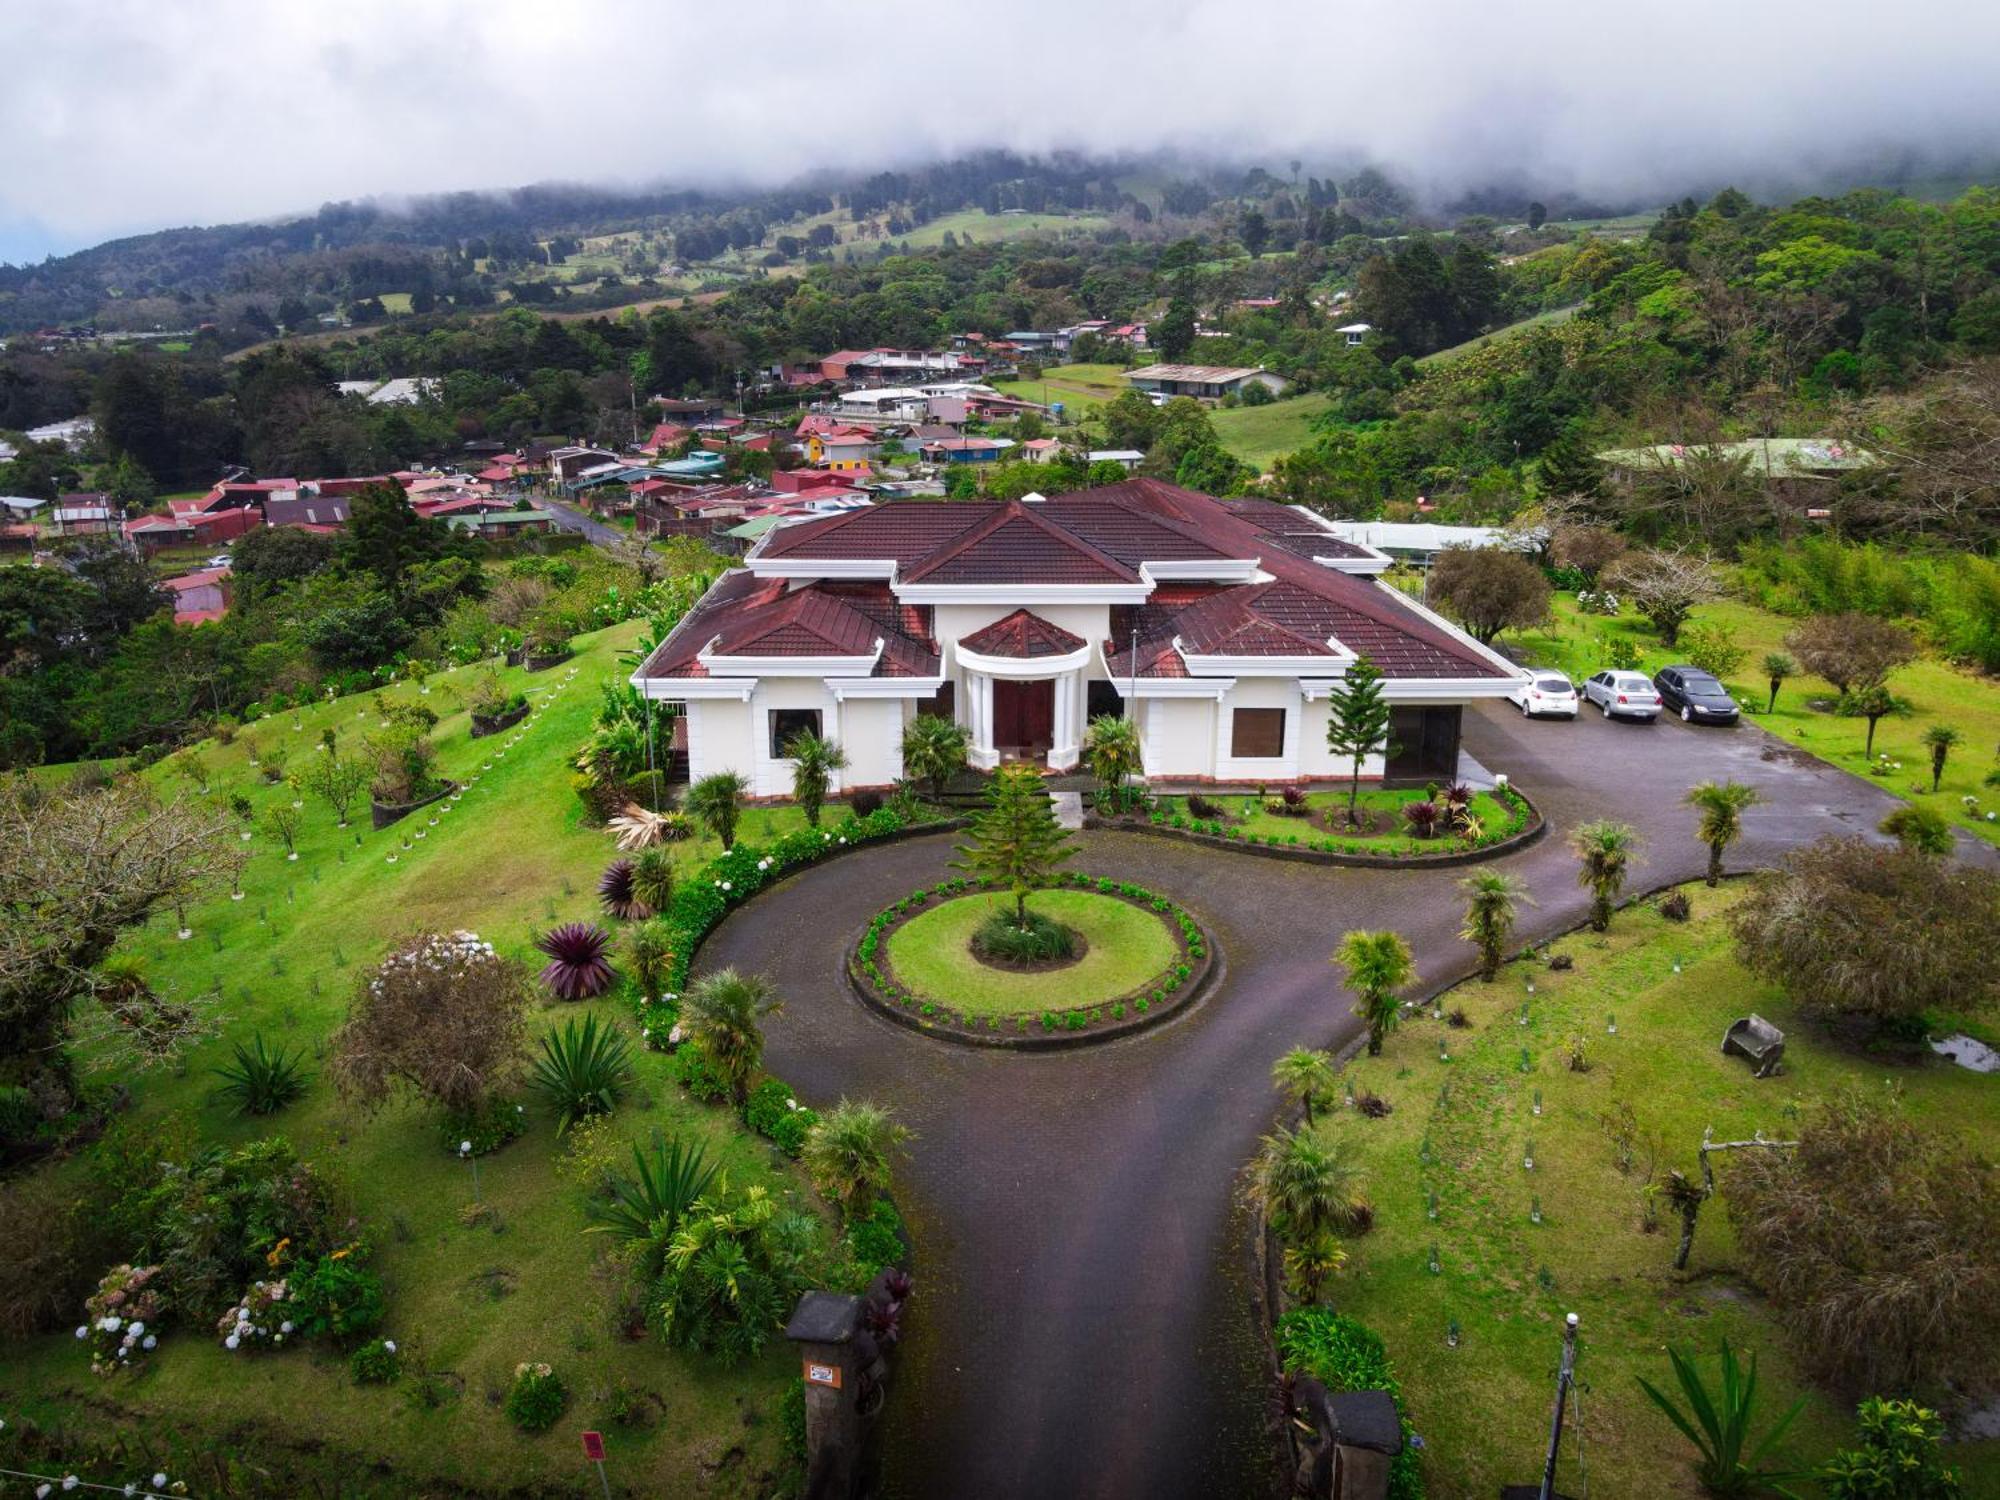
[1536,425,1605,500]
[1324,655,1393,827]
[953,763,1075,926]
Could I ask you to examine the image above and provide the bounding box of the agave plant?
[1636,1341,1805,1498]
[529,1014,635,1132]
[598,858,652,921]
[586,1135,721,1274]
[214,1033,310,1116]
[536,922,617,1001]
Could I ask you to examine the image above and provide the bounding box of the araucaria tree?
[1570,820,1639,930]
[1424,546,1552,644]
[953,762,1075,926]
[1324,655,1393,827]
[684,770,748,850]
[900,714,969,803]
[680,967,782,1107]
[784,730,847,828]
[1335,929,1415,1056]
[329,930,530,1119]
[1458,870,1531,982]
[802,1099,911,1222]
[0,775,241,1104]
[1082,714,1143,809]
[1684,780,1761,886]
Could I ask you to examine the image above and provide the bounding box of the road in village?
[699,704,1992,1499]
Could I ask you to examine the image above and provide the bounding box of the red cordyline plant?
[598,859,652,921]
[1402,800,1445,839]
[537,922,617,1000]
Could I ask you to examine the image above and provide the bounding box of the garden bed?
[846,873,1216,1049]
[368,778,456,830]
[468,702,528,739]
[522,649,572,673]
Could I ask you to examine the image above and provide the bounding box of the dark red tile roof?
[958,609,1087,659]
[901,501,1137,585]
[638,574,938,680]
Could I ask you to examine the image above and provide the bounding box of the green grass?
[1158,787,1509,847]
[1211,391,1337,470]
[1514,591,2000,846]
[898,208,1111,249]
[885,890,1177,1014]
[1321,884,2000,1498]
[992,361,1130,420]
[375,292,413,314]
[1416,304,1580,367]
[2,621,824,1494]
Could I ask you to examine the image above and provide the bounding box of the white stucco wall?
[746,678,842,797]
[685,698,758,788]
[1142,697,1219,778]
[1298,694,1387,781]
[1213,677,1304,782]
[839,698,908,789]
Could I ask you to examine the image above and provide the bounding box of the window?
[1230,707,1286,759]
[768,708,822,759]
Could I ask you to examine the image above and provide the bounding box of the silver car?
[1581,669,1662,721]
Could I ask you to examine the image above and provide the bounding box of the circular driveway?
[698,705,1988,1499]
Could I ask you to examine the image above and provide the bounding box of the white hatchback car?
[1581,670,1663,721]
[1508,672,1579,718]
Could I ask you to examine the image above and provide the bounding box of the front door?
[991,679,1055,759]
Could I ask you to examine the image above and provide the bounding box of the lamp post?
[1538,1313,1581,1500]
[460,1139,479,1202]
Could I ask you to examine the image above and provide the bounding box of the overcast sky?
[5,0,2000,263]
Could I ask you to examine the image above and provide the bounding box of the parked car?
[205,552,232,567]
[1652,665,1740,724]
[1508,672,1579,718]
[1581,670,1662,721]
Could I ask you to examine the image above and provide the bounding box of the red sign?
[581,1431,606,1462]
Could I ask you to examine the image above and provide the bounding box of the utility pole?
[1539,1313,1580,1500]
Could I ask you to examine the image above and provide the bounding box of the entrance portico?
[955,609,1092,770]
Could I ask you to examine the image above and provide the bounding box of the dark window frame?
[1230,706,1287,759]
[768,707,823,760]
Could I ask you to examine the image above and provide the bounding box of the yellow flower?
[266,1237,291,1268]
[330,1246,352,1261]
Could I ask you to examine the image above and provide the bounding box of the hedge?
[1275,1308,1426,1500]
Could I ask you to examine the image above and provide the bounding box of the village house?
[631,479,1523,797]
[1124,364,1291,401]
[162,566,230,624]
[51,494,117,535]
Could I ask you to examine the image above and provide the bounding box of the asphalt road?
[697,704,1987,1499]
[535,492,627,548]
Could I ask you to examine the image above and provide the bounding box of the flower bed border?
[468,702,529,739]
[845,872,1218,1050]
[522,649,573,673]
[1086,783,1544,869]
[369,779,457,831]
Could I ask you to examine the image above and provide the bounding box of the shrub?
[598,859,652,921]
[440,1094,527,1156]
[845,1197,905,1277]
[349,1337,401,1384]
[671,1044,733,1103]
[648,1186,815,1359]
[1401,800,1444,838]
[1276,1308,1424,1500]
[535,922,618,1001]
[850,789,884,818]
[364,722,439,806]
[529,1014,635,1133]
[1658,890,1693,922]
[213,1033,310,1116]
[290,1252,385,1341]
[971,909,1077,963]
[1820,1397,1962,1499]
[215,1275,300,1352]
[746,1077,817,1157]
[803,1100,910,1220]
[506,1361,569,1432]
[1187,793,1224,820]
[586,1137,721,1276]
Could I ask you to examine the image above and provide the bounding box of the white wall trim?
[955,643,1093,679]
[632,675,757,702]
[828,677,944,699]
[1383,677,1521,702]
[895,582,1151,605]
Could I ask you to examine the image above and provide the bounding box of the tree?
[1082,713,1142,808]
[784,730,847,828]
[1272,1047,1336,1126]
[232,526,339,595]
[1335,929,1415,1056]
[328,931,531,1119]
[1527,201,1548,231]
[1424,547,1551,644]
[1606,549,1719,647]
[1761,652,1795,714]
[684,771,748,850]
[1324,655,1393,826]
[1549,522,1625,582]
[901,713,968,803]
[1250,1121,1365,1303]
[1635,1342,1806,1500]
[262,801,302,858]
[1570,820,1639,930]
[802,1099,910,1222]
[1459,870,1531,981]
[1239,208,1271,259]
[1730,837,1997,1030]
[1820,1398,1963,1500]
[1679,622,1746,681]
[1879,805,1955,857]
[679,967,782,1107]
[1537,428,1606,500]
[1101,389,1162,452]
[1783,613,1918,697]
[1153,295,1197,361]
[1847,683,1897,757]
[953,762,1076,926]
[1685,781,1761,886]
[1921,724,1961,793]
[302,751,370,827]
[1,777,241,1103]
[338,481,455,592]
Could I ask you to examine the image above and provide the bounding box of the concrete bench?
[1722,1014,1786,1078]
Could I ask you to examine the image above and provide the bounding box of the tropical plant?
[1846,683,1898,757]
[953,762,1075,926]
[1571,819,1639,930]
[1635,1341,1805,1499]
[505,1362,568,1432]
[971,908,1076,962]
[1459,870,1531,981]
[1324,655,1393,826]
[1819,1397,1962,1500]
[784,730,848,828]
[1921,724,1961,793]
[1335,929,1415,1056]
[213,1033,310,1116]
[1686,781,1762,887]
[901,713,969,803]
[801,1099,911,1221]
[1272,1047,1336,1125]
[679,968,782,1106]
[1250,1122,1366,1302]
[1400,799,1443,838]
[629,848,675,913]
[607,803,692,850]
[1082,714,1143,808]
[535,922,617,1001]
[626,920,676,1001]
[1879,805,1955,857]
[684,771,749,850]
[650,1184,816,1359]
[586,1136,721,1274]
[529,1014,635,1133]
[1761,652,1795,714]
[597,858,652,921]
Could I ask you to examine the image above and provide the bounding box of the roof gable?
[958,609,1087,659]
[901,500,1138,585]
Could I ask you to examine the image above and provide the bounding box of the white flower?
[721,880,732,891]
[280,1320,294,1334]
[35,1484,49,1498]
[142,1334,156,1349]
[786,1098,798,1110]
[129,1320,145,1334]
[76,1325,88,1339]
[460,1139,473,1155]
[100,1315,121,1331]
[154,1476,169,1490]
[757,858,770,870]
[224,1334,240,1350]
[383,1340,397,1353]
[63,1478,79,1492]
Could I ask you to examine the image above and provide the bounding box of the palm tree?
[784,730,848,828]
[1335,929,1415,1056]
[684,770,749,850]
[901,714,969,804]
[1249,1122,1364,1302]
[1760,652,1795,715]
[1684,781,1760,887]
[1082,714,1143,809]
[1570,820,1640,931]
[1921,724,1961,794]
[1272,1047,1336,1125]
[802,1099,911,1221]
[679,968,782,1106]
[1459,870,1532,982]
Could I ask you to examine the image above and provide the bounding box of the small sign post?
[803,1358,843,1389]
[580,1430,610,1498]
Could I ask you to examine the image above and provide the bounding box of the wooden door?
[992,679,1055,756]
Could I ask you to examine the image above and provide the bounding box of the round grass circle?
[884,890,1180,1016]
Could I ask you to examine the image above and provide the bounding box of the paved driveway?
[698,706,1984,1499]
[536,492,627,548]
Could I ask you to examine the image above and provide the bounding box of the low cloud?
[4,0,1999,257]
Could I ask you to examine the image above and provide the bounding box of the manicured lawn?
[1515,592,2000,847]
[1210,391,1336,470]
[0,620,824,1493]
[885,890,1178,1015]
[1315,885,2000,1497]
[1155,787,1513,851]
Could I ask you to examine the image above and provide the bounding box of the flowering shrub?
[349,1336,401,1383]
[746,1077,818,1157]
[438,1095,528,1157]
[80,1264,163,1375]
[505,1361,569,1431]
[216,1276,299,1351]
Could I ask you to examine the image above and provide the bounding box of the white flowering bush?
[215,1277,299,1352]
[80,1264,163,1375]
[1576,588,1623,617]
